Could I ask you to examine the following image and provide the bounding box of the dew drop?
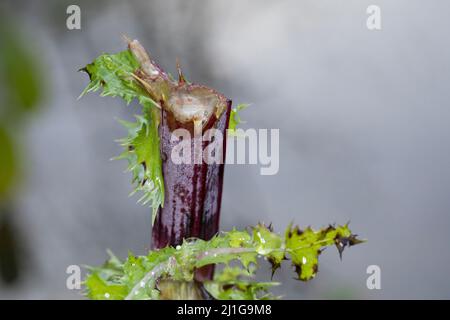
[257,232,266,244]
[104,293,110,299]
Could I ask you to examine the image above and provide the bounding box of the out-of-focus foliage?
[0,128,16,198]
[0,19,42,118]
[0,209,20,283]
[0,16,44,199]
[0,15,45,285]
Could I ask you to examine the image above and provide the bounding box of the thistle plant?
[80,38,363,300]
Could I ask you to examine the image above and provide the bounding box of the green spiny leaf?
[228,103,249,135]
[84,223,363,300]
[253,224,285,276]
[80,49,164,222]
[284,223,361,281]
[205,266,279,300]
[85,272,128,300]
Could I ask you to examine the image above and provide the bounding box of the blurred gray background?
[0,0,449,299]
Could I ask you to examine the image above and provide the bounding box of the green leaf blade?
[80,49,164,221]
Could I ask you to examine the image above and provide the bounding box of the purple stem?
[128,39,232,281]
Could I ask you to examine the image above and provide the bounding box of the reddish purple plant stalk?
[155,105,231,248]
[128,40,232,280]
